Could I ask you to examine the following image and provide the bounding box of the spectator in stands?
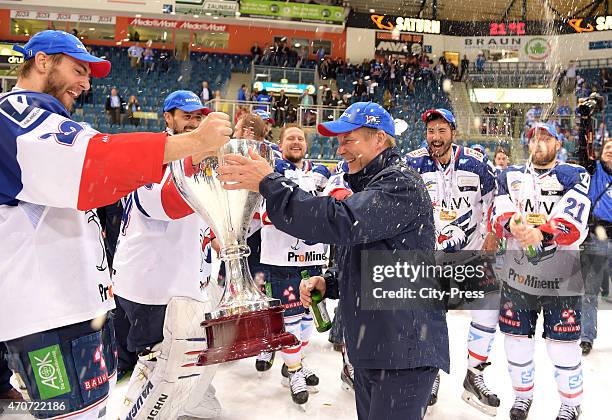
[493,148,509,170]
[256,89,272,111]
[238,84,248,102]
[575,77,590,98]
[316,45,326,63]
[126,95,142,127]
[297,46,309,68]
[105,87,124,126]
[475,53,485,72]
[251,42,263,64]
[127,42,144,69]
[200,81,211,103]
[383,89,393,111]
[367,79,377,101]
[580,137,612,355]
[601,68,611,91]
[250,88,259,102]
[300,90,315,126]
[213,90,226,113]
[143,45,155,72]
[565,60,577,93]
[159,50,171,72]
[353,78,367,102]
[483,102,498,134]
[321,84,332,104]
[275,89,290,127]
[460,55,469,81]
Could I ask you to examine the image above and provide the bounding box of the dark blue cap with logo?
[421,108,456,129]
[13,30,110,78]
[318,102,395,137]
[163,90,210,113]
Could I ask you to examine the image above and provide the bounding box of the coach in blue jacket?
[219,102,450,420]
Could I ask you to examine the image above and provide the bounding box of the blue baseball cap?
[471,144,486,154]
[421,108,456,129]
[318,102,395,137]
[527,123,559,140]
[13,30,110,78]
[163,90,210,113]
[252,109,275,125]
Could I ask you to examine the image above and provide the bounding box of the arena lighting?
[135,14,141,18]
[194,15,200,18]
[205,12,212,16]
[369,9,375,13]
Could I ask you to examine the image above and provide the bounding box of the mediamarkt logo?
[287,251,327,263]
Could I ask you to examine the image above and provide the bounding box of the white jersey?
[405,145,496,252]
[0,89,167,341]
[492,162,591,295]
[112,168,214,305]
[259,159,330,267]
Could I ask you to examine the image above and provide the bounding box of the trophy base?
[197,306,299,366]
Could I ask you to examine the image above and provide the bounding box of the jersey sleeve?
[479,158,497,235]
[132,169,194,221]
[491,169,519,238]
[539,167,591,246]
[1,92,167,210]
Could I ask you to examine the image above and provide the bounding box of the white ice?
[102,303,610,420]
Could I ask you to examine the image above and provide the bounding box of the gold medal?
[440,210,457,221]
[526,213,547,226]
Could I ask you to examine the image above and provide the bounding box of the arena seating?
[72,46,251,133]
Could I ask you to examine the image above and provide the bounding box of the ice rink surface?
[101,303,610,420]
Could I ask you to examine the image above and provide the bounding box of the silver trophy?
[170,139,297,365]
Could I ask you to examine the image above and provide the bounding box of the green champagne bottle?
[514,216,537,258]
[301,270,332,333]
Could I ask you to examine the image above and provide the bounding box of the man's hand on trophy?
[299,276,326,308]
[217,149,273,192]
[191,112,233,158]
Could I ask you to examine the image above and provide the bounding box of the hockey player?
[493,123,590,420]
[256,123,330,406]
[406,109,500,415]
[112,90,223,419]
[0,30,231,419]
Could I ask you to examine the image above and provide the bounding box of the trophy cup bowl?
[170,139,298,365]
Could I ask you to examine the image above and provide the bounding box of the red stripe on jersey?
[161,176,194,219]
[539,218,581,246]
[329,188,352,201]
[493,211,516,238]
[77,132,167,210]
[468,350,488,361]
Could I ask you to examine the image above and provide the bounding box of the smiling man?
[217,102,449,420]
[256,124,330,406]
[0,30,231,419]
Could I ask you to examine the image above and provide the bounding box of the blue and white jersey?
[492,162,591,295]
[112,167,215,305]
[405,144,496,251]
[322,160,351,197]
[0,89,166,341]
[492,162,591,250]
[260,159,331,266]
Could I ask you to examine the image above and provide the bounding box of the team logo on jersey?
[424,180,437,190]
[510,180,522,191]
